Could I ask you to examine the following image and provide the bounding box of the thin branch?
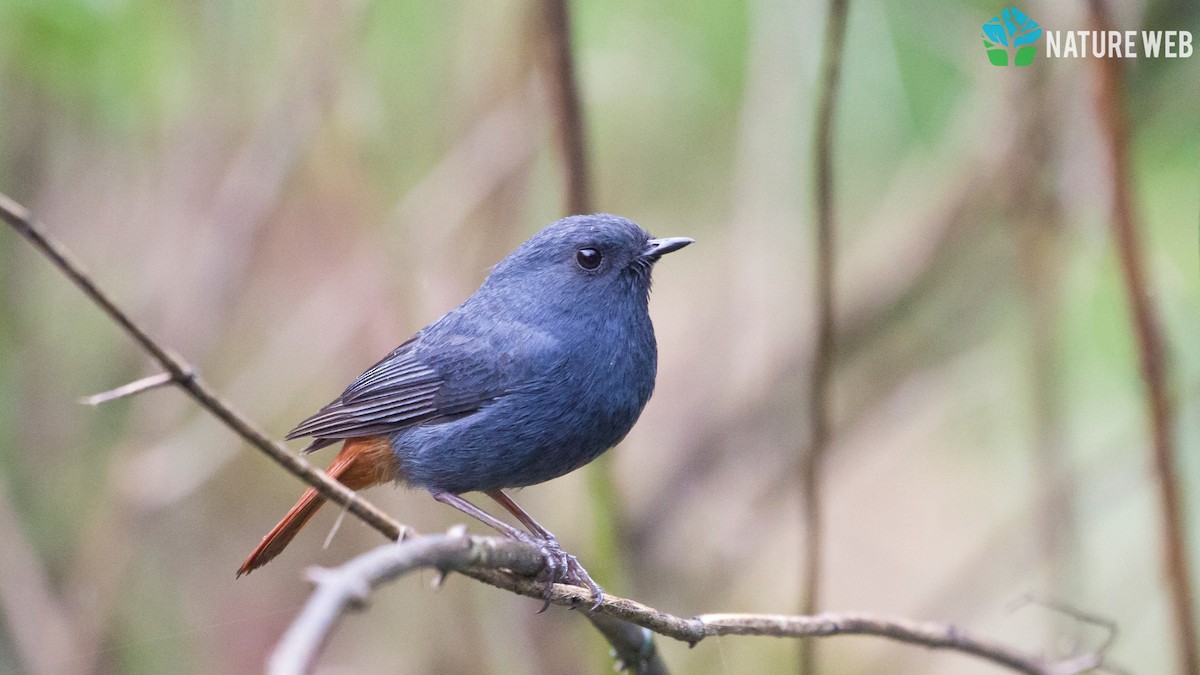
[1010,595,1120,657]
[0,193,405,547]
[1007,64,1078,639]
[538,0,591,215]
[275,531,1110,675]
[697,613,1099,675]
[585,612,668,675]
[80,371,174,406]
[802,0,849,669]
[1084,2,1199,673]
[270,528,544,675]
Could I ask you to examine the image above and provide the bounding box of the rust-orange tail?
[237,436,398,577]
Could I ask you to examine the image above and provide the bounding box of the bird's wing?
[284,338,442,447]
[283,331,518,450]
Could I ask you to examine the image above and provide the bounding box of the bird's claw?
[513,531,603,612]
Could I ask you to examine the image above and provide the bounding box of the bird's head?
[484,214,692,311]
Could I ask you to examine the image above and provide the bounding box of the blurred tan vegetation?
[1,0,1198,673]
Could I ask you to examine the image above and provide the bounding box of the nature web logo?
[982,7,1043,66]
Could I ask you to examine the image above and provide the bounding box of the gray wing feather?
[285,338,446,446]
[283,332,507,450]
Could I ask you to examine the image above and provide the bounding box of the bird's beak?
[641,236,694,260]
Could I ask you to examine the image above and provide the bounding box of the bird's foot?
[512,530,603,612]
[429,491,603,611]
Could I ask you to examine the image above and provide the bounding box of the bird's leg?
[431,491,528,539]
[486,489,556,540]
[486,489,603,610]
[430,491,566,611]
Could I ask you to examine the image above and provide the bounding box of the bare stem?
[274,531,1108,675]
[802,0,849,670]
[271,530,544,675]
[1084,3,1199,674]
[80,371,175,406]
[539,0,591,215]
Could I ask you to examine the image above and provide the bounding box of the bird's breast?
[394,309,658,494]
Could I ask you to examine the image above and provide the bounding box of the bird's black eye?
[576,247,602,270]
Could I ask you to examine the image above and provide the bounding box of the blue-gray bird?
[239,214,692,605]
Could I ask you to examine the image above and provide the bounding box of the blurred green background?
[1,0,1197,673]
